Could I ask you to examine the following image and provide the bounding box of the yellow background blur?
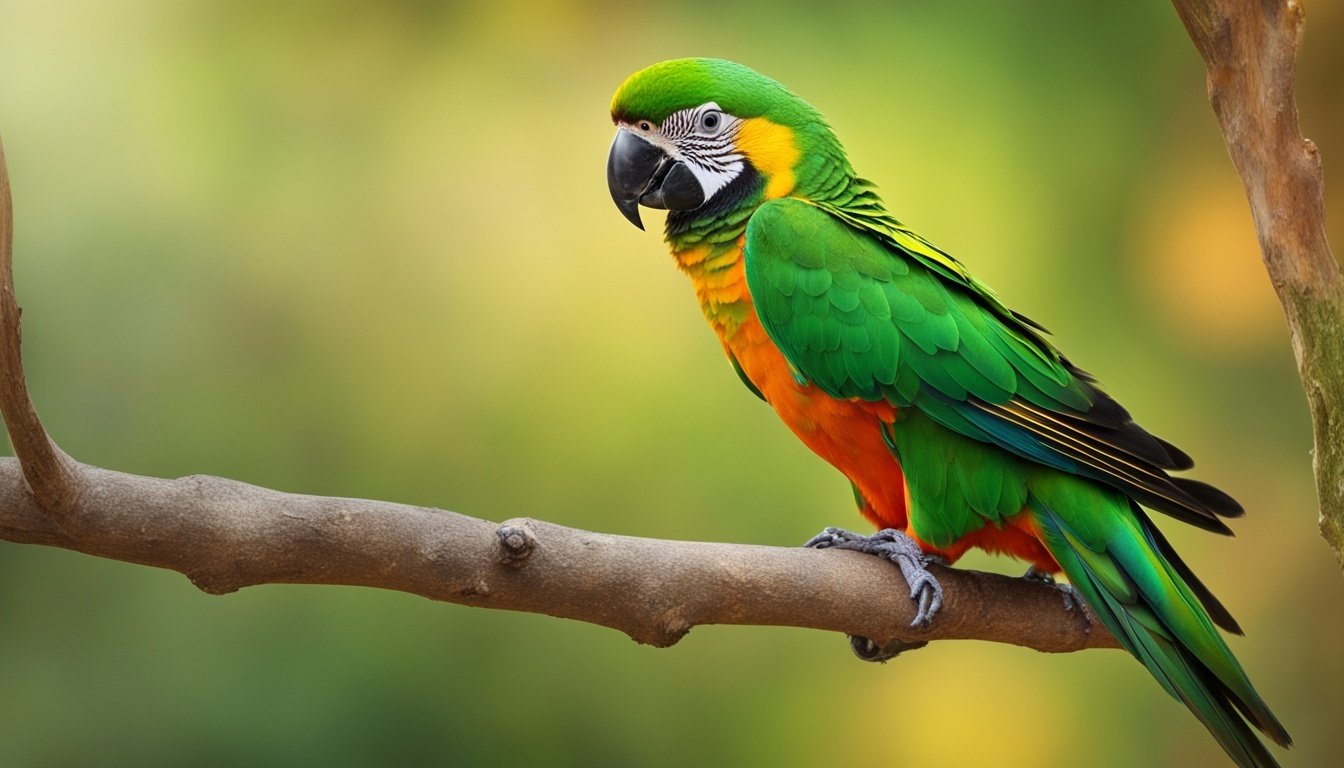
[1,1,1340,766]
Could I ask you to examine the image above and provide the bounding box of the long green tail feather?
[1028,477,1290,768]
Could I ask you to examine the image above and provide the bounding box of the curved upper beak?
[606,128,705,231]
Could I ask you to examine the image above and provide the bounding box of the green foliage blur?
[1,1,1341,766]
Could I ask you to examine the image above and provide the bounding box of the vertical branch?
[1171,0,1344,566]
[0,137,82,512]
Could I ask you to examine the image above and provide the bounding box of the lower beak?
[606,129,705,230]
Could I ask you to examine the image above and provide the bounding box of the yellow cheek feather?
[734,118,799,200]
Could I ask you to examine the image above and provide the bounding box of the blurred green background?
[1,1,1341,766]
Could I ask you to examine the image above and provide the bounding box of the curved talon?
[1022,565,1083,614]
[1023,564,1057,584]
[1052,582,1086,616]
[803,526,863,549]
[905,568,943,627]
[849,634,929,663]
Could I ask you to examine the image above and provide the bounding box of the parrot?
[605,58,1290,768]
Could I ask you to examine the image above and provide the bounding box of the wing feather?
[742,198,1239,532]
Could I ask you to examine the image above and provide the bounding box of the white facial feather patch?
[627,102,745,202]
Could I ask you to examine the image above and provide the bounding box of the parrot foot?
[849,635,929,663]
[805,527,945,627]
[1022,565,1087,622]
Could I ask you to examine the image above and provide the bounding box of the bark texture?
[0,458,1114,652]
[1172,0,1343,565]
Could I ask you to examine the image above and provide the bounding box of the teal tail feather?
[1029,479,1290,768]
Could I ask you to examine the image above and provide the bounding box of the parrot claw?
[1022,563,1059,589]
[849,635,929,663]
[805,527,945,627]
[1022,565,1087,621]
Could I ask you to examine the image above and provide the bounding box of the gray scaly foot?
[1023,565,1088,626]
[805,527,945,627]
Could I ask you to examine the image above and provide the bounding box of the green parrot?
[605,58,1290,767]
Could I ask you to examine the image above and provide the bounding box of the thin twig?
[0,137,81,513]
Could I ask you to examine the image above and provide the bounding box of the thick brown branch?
[1172,0,1344,565]
[0,137,81,512]
[0,457,1117,652]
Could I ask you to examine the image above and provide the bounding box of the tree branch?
[0,136,81,512]
[0,132,1116,657]
[1171,0,1344,566]
[0,458,1116,652]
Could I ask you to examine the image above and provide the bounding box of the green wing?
[741,197,1241,535]
[741,198,1290,765]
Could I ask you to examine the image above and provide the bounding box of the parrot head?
[607,58,841,231]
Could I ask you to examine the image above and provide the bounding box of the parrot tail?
[1029,484,1291,768]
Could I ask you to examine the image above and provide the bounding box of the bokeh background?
[1,1,1341,766]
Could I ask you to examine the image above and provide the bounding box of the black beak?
[606,129,705,231]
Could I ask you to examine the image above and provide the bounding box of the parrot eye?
[697,110,723,135]
[638,121,652,132]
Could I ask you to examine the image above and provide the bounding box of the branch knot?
[496,519,537,567]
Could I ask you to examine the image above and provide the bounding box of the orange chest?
[672,239,785,402]
[675,241,902,514]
